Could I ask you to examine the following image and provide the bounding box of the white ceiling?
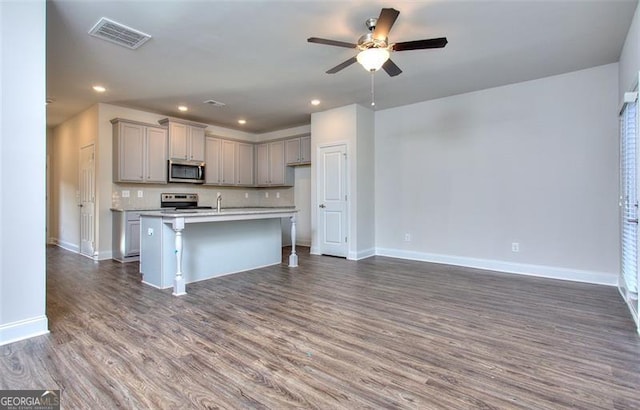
[46,0,638,134]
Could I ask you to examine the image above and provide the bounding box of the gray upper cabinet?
[237,142,254,186]
[221,140,236,185]
[204,137,222,184]
[285,135,311,165]
[159,118,206,161]
[256,140,293,186]
[205,137,254,186]
[112,118,167,184]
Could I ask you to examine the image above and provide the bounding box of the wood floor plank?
[1,246,639,409]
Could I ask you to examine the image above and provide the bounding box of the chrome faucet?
[216,194,222,212]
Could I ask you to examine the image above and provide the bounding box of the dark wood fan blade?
[326,56,357,74]
[373,8,400,41]
[393,37,448,51]
[382,59,402,77]
[308,37,357,49]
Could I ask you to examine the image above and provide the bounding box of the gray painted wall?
[619,2,640,99]
[0,0,48,345]
[374,64,619,284]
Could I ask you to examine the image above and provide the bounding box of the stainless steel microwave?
[168,159,205,184]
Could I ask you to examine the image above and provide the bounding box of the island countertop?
[138,207,297,222]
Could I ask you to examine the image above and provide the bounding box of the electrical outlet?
[122,190,130,198]
[147,228,154,236]
[276,192,280,199]
[245,192,249,199]
[512,242,520,252]
[137,190,143,198]
[404,233,411,242]
[265,192,269,198]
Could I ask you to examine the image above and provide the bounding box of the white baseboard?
[310,246,321,255]
[53,239,113,261]
[375,247,617,286]
[348,247,375,261]
[0,315,49,346]
[95,250,113,261]
[282,241,312,248]
[55,239,79,254]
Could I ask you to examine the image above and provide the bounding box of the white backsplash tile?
[112,184,294,209]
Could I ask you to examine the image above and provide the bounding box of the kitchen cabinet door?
[300,136,311,163]
[205,137,222,184]
[285,136,311,165]
[162,119,207,161]
[256,141,293,186]
[169,122,188,160]
[256,143,270,185]
[237,142,254,185]
[269,140,286,185]
[118,122,145,182]
[145,126,168,183]
[221,140,237,185]
[285,138,301,165]
[189,126,205,161]
[126,219,141,257]
[113,119,167,184]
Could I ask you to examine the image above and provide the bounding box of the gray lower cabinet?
[112,210,141,262]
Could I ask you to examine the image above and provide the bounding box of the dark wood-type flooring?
[1,246,639,409]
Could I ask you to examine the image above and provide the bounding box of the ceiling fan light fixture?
[357,47,390,71]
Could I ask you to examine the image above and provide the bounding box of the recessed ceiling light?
[92,85,106,93]
[311,99,321,106]
[238,119,247,125]
[178,105,188,112]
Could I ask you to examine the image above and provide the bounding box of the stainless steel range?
[160,193,212,210]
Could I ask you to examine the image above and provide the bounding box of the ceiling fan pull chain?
[371,71,375,107]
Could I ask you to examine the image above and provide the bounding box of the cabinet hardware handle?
[319,204,326,208]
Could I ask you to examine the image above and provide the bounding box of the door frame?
[618,75,640,334]
[312,141,350,257]
[79,143,97,259]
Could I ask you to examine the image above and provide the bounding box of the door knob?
[319,204,326,208]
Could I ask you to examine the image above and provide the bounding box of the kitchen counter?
[110,207,164,212]
[138,207,298,295]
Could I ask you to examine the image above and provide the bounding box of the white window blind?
[621,97,638,294]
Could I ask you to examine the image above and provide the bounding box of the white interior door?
[318,144,347,257]
[80,144,96,257]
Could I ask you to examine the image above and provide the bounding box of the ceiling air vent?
[203,100,227,107]
[88,17,151,50]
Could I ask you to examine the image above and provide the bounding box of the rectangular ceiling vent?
[88,17,151,50]
[203,99,227,107]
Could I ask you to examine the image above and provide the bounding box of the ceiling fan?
[308,7,448,77]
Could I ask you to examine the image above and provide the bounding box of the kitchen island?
[138,208,298,295]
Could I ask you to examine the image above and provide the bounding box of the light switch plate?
[137,190,143,198]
